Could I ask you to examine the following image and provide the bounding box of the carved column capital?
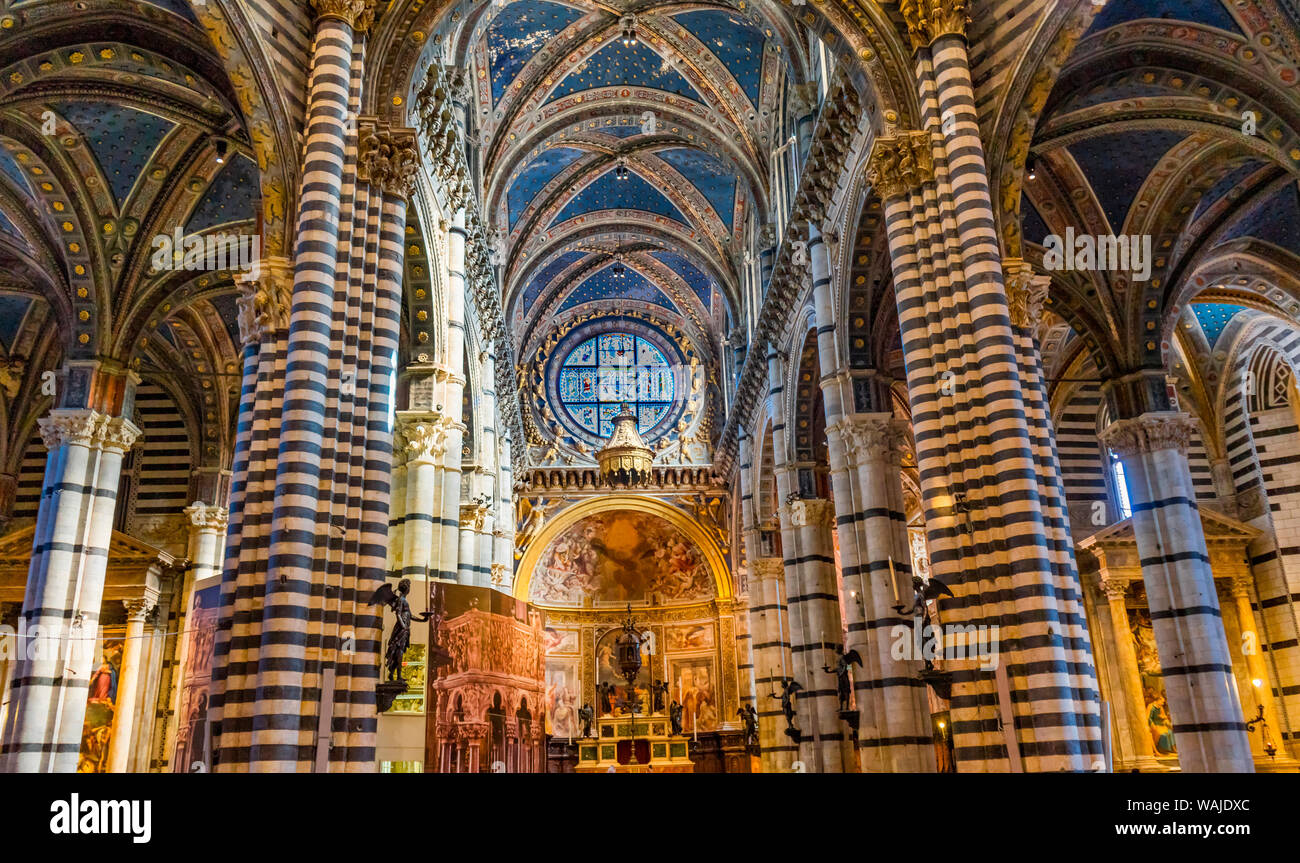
[184,501,229,533]
[398,414,455,463]
[490,562,509,587]
[310,0,379,32]
[235,257,293,348]
[1099,412,1198,458]
[122,596,157,621]
[787,498,834,528]
[1002,258,1052,333]
[750,557,785,581]
[460,503,490,532]
[39,409,141,454]
[896,0,970,51]
[1229,574,1255,600]
[827,413,909,466]
[1098,576,1130,602]
[866,131,935,200]
[358,122,419,198]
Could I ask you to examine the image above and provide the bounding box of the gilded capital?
[896,0,970,52]
[1099,412,1197,458]
[866,131,935,201]
[39,409,141,454]
[123,596,157,621]
[1002,258,1051,333]
[310,0,379,32]
[235,257,293,348]
[750,557,786,581]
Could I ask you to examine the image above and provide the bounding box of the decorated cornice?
[358,121,419,199]
[895,0,970,52]
[235,257,293,348]
[1098,411,1198,458]
[515,464,723,497]
[865,131,935,201]
[38,409,141,454]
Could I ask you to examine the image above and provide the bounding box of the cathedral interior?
[0,0,1299,775]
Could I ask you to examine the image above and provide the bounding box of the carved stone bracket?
[866,131,935,201]
[1099,412,1198,458]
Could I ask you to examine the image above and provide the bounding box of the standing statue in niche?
[578,703,595,738]
[596,681,614,715]
[369,578,431,683]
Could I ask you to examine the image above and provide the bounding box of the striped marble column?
[0,391,141,771]
[738,433,795,770]
[781,494,847,772]
[826,412,937,772]
[1100,411,1254,772]
[106,596,157,773]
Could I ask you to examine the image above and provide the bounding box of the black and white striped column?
[1100,411,1254,772]
[0,366,140,772]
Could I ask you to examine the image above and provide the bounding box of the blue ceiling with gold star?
[657,147,736,229]
[558,265,677,314]
[671,9,766,105]
[552,169,687,225]
[546,41,704,105]
[51,102,174,208]
[1085,0,1242,36]
[1068,129,1185,232]
[487,1,585,105]
[524,250,586,308]
[507,146,584,228]
[1192,302,1248,346]
[187,154,259,232]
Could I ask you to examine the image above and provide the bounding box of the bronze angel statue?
[823,649,863,713]
[370,578,432,683]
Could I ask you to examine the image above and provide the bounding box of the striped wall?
[10,429,44,522]
[124,381,192,529]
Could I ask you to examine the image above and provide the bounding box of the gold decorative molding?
[1002,258,1051,334]
[896,0,970,51]
[865,131,935,200]
[1099,412,1198,458]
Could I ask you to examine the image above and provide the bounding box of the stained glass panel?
[556,332,676,438]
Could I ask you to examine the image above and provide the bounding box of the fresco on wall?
[173,580,220,772]
[1128,600,1176,757]
[666,623,714,651]
[79,630,124,773]
[542,626,580,655]
[530,510,713,606]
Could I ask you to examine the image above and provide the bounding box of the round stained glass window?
[557,332,676,438]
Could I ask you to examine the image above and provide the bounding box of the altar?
[573,713,694,773]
